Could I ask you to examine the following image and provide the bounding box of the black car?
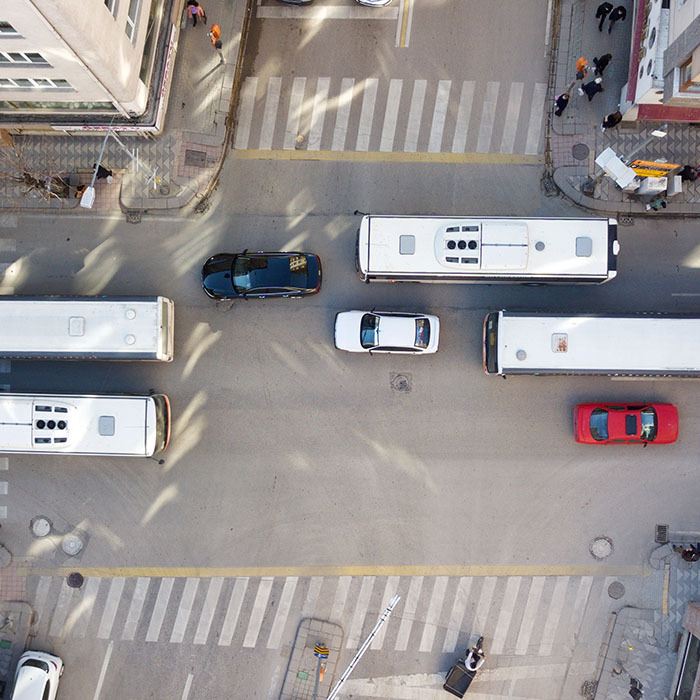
[201,251,322,300]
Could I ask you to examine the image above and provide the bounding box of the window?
[0,22,19,36]
[680,59,700,93]
[0,77,72,89]
[125,0,140,40]
[414,318,430,348]
[360,314,380,349]
[0,51,48,64]
[104,0,118,15]
[0,100,117,112]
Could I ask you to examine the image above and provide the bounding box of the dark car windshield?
[640,407,658,441]
[232,255,313,295]
[589,408,609,441]
[360,314,380,348]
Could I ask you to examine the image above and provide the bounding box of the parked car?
[201,251,321,300]
[334,310,439,353]
[574,403,679,445]
[11,650,63,700]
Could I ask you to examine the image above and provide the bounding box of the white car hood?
[335,311,366,351]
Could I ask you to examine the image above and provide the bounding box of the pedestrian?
[601,110,622,131]
[196,4,207,23]
[608,5,626,33]
[596,1,613,31]
[593,54,612,76]
[582,77,604,101]
[207,24,223,62]
[187,0,200,26]
[575,56,590,81]
[679,164,699,182]
[93,163,113,183]
[645,195,667,211]
[554,92,570,117]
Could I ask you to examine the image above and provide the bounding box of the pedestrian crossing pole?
[312,644,329,700]
[326,595,400,700]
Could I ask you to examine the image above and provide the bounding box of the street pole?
[79,126,111,209]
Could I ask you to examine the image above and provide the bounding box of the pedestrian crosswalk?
[234,77,548,156]
[28,573,617,657]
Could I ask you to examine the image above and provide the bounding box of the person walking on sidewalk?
[575,56,590,81]
[593,54,612,76]
[608,5,627,33]
[196,4,207,23]
[601,110,622,131]
[596,2,613,31]
[554,92,571,117]
[187,0,200,26]
[581,77,604,101]
[208,24,224,62]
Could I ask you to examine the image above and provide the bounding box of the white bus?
[483,310,700,377]
[0,296,174,361]
[355,215,619,284]
[0,393,171,457]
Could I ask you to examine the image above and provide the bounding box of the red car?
[574,403,679,445]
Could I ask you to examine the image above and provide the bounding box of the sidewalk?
[550,0,700,216]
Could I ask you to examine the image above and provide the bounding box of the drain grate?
[572,143,590,161]
[390,373,412,393]
[185,149,207,168]
[608,581,625,599]
[655,524,669,544]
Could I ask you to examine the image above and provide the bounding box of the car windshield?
[360,313,380,348]
[21,659,49,673]
[414,318,430,348]
[640,407,658,441]
[232,255,311,294]
[589,408,609,441]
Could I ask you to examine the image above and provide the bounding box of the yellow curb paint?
[399,0,411,48]
[230,149,543,165]
[22,564,649,579]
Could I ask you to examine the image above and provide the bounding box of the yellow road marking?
[399,0,411,48]
[231,149,543,165]
[23,564,649,578]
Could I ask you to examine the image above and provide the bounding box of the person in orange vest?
[208,23,222,56]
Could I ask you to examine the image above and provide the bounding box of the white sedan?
[11,650,63,700]
[334,311,440,354]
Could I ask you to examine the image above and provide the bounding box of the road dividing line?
[308,78,330,151]
[355,79,378,151]
[97,577,125,639]
[371,576,401,649]
[257,5,397,19]
[346,576,375,648]
[442,577,472,653]
[404,80,427,152]
[330,576,352,623]
[194,577,224,645]
[181,673,194,700]
[283,77,307,150]
[538,576,569,656]
[525,83,548,155]
[259,78,282,150]
[331,78,355,151]
[419,576,448,652]
[234,77,258,150]
[380,79,403,152]
[170,577,200,643]
[500,82,524,154]
[428,81,452,153]
[394,576,423,651]
[476,81,500,153]
[490,576,522,655]
[243,577,274,647]
[145,577,174,642]
[219,577,249,646]
[122,577,150,641]
[92,640,113,700]
[396,0,415,48]
[267,576,298,649]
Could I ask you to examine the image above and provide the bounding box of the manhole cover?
[62,533,84,556]
[30,516,51,537]
[390,373,412,393]
[590,536,614,559]
[67,572,84,589]
[184,149,207,168]
[572,143,590,161]
[608,581,625,599]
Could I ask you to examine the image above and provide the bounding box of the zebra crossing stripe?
[524,83,547,155]
[330,575,352,622]
[259,78,282,149]
[394,575,423,651]
[356,79,378,151]
[34,576,52,628]
[490,576,522,655]
[266,576,298,649]
[428,80,451,153]
[371,576,401,650]
[0,457,7,470]
[538,576,569,656]
[442,577,471,653]
[300,576,323,619]
[331,78,355,151]
[234,77,258,150]
[49,580,74,637]
[284,77,307,150]
[380,79,403,152]
[346,576,375,649]
[194,576,224,645]
[500,82,524,154]
[452,81,475,153]
[515,577,545,655]
[97,577,125,639]
[474,576,497,631]
[243,577,273,647]
[219,577,248,646]
[308,78,330,151]
[404,80,427,152]
[419,576,448,652]
[476,81,500,153]
[145,577,174,642]
[71,577,101,638]
[568,576,593,644]
[170,577,199,643]
[122,577,150,641]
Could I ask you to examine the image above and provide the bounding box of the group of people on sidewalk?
[186,0,224,62]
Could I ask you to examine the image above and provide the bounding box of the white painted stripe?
[331,576,352,622]
[49,580,74,637]
[500,82,524,154]
[308,78,330,150]
[538,576,569,655]
[194,577,224,645]
[0,361,11,373]
[525,83,548,155]
[234,77,258,150]
[267,576,298,649]
[97,576,125,639]
[442,577,472,653]
[181,673,194,700]
[300,576,323,619]
[257,6,398,19]
[428,80,451,153]
[145,577,175,642]
[219,577,249,646]
[243,577,274,647]
[395,576,423,651]
[396,0,416,47]
[346,576,376,648]
[452,81,475,153]
[71,577,101,638]
[672,293,700,296]
[544,0,554,47]
[474,576,497,631]
[371,576,401,649]
[476,81,500,153]
[122,577,150,641]
[283,77,307,150]
[170,577,200,643]
[331,78,355,151]
[419,576,448,652]
[404,80,427,152]
[259,78,282,150]
[92,640,113,700]
[0,506,6,518]
[33,576,52,627]
[490,576,522,654]
[380,79,404,152]
[0,482,6,495]
[568,577,594,644]
[515,577,546,655]
[356,79,378,151]
[0,457,8,470]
